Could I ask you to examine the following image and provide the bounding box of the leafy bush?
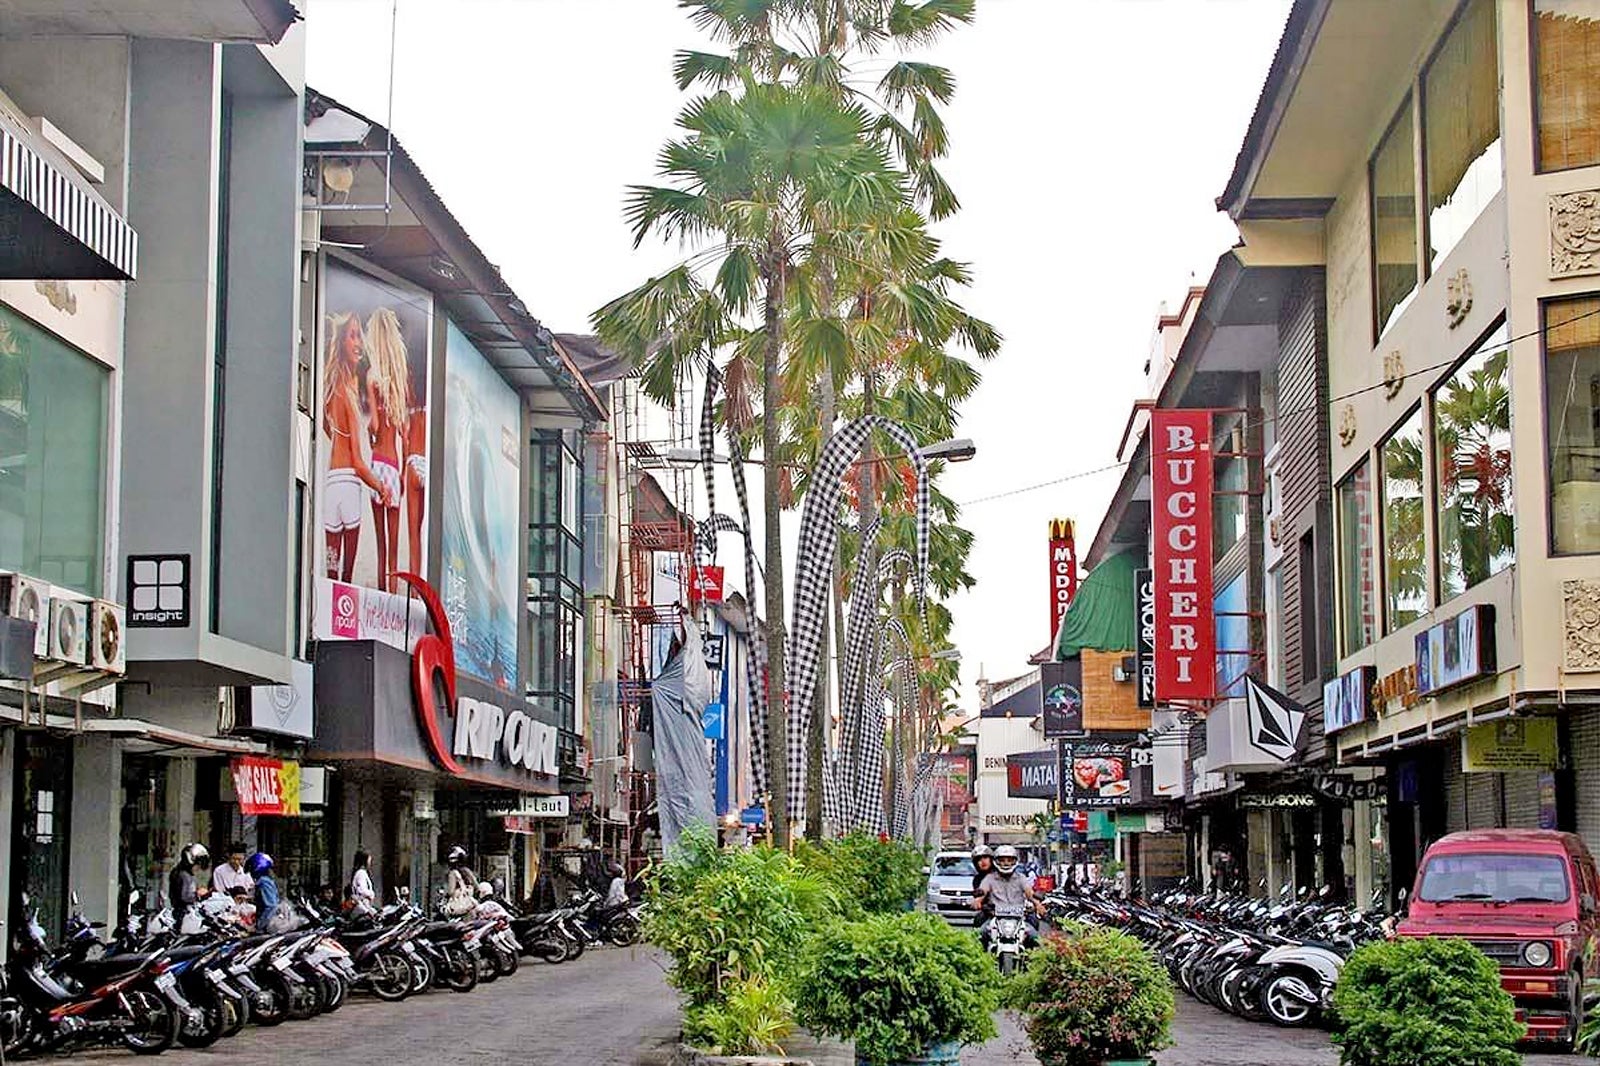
[795,831,929,917]
[794,911,1000,1064]
[683,976,795,1056]
[643,826,834,1010]
[1331,937,1522,1066]
[1005,924,1174,1066]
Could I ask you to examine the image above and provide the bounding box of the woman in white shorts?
[323,312,393,582]
[365,308,409,593]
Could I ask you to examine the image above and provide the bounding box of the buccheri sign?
[1150,410,1215,702]
[1048,519,1078,639]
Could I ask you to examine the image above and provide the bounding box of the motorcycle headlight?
[1522,941,1553,968]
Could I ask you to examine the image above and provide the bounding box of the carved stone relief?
[1337,403,1357,448]
[1445,269,1471,329]
[34,280,76,315]
[1563,579,1600,672]
[1551,191,1600,279]
[1382,351,1405,399]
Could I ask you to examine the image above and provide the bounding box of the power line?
[957,304,1600,507]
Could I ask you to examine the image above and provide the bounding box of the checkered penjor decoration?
[785,417,929,823]
[824,515,882,835]
[700,365,769,798]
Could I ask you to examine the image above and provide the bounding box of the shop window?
[1371,98,1420,341]
[1422,0,1502,271]
[1434,321,1513,599]
[1381,408,1428,632]
[1213,437,1247,562]
[528,425,584,727]
[1337,460,1378,656]
[0,306,109,594]
[1545,294,1600,552]
[1214,572,1249,699]
[1534,0,1600,171]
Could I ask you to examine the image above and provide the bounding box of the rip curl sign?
[394,572,463,773]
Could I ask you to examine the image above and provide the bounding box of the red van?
[1398,829,1600,1047]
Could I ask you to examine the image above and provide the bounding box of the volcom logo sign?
[1243,676,1308,763]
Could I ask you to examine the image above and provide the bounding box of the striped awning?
[0,117,137,280]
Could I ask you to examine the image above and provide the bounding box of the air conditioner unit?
[89,600,125,673]
[0,573,50,657]
[47,597,88,665]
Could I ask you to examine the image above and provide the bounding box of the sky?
[306,0,1292,714]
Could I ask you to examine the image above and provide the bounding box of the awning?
[0,110,137,280]
[0,704,268,756]
[1055,549,1139,659]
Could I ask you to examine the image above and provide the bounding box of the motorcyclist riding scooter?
[972,845,1043,947]
[970,845,994,897]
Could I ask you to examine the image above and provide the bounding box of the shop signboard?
[493,794,569,819]
[689,565,726,605]
[441,322,521,693]
[1462,718,1558,772]
[249,657,314,739]
[1323,665,1375,734]
[1238,791,1318,809]
[1311,773,1385,803]
[126,554,190,628]
[702,634,726,670]
[1416,605,1496,697]
[702,701,725,740]
[315,578,429,651]
[1048,518,1078,639]
[1039,659,1084,738]
[1134,567,1155,707]
[230,757,301,817]
[1150,410,1215,702]
[1060,741,1137,807]
[1006,748,1057,799]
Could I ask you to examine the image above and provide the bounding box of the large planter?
[855,1040,961,1066]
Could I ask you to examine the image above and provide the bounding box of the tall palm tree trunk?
[761,246,790,847]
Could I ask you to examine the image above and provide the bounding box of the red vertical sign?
[1049,519,1077,639]
[1151,410,1215,703]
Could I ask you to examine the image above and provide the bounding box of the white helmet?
[181,843,211,869]
[993,845,1019,874]
[476,881,494,900]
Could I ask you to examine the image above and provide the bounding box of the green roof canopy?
[1054,549,1139,659]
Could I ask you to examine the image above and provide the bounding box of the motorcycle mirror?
[19,892,27,907]
[71,890,80,907]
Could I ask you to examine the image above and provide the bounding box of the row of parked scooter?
[0,880,642,1058]
[1044,882,1393,1029]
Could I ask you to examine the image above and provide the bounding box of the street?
[42,947,1592,1066]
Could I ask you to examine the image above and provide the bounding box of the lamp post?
[664,437,977,467]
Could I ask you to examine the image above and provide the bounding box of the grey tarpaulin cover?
[653,616,716,849]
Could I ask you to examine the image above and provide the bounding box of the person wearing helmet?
[604,861,629,910]
[247,852,280,932]
[443,844,476,917]
[970,845,995,899]
[973,845,1043,946]
[168,843,210,928]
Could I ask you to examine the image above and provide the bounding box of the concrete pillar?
[68,734,122,929]
[0,730,14,962]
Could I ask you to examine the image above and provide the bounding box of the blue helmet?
[245,852,274,878]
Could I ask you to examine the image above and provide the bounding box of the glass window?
[1418,852,1571,902]
[1381,408,1428,632]
[1372,98,1420,340]
[0,307,108,594]
[1214,572,1249,698]
[1434,322,1513,599]
[1337,461,1378,656]
[1534,0,1600,172]
[1546,295,1600,552]
[1422,0,1502,271]
[1213,438,1247,562]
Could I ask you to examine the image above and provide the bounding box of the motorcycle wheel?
[444,946,479,993]
[475,949,499,983]
[250,974,289,1027]
[370,952,413,1002]
[221,989,250,1037]
[175,997,224,1049]
[2,1002,40,1058]
[607,917,641,947]
[320,973,348,1013]
[496,944,519,977]
[532,936,569,964]
[410,954,434,994]
[564,928,586,961]
[1261,972,1317,1028]
[120,990,178,1056]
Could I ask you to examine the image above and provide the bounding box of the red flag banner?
[1048,518,1077,639]
[1150,410,1215,703]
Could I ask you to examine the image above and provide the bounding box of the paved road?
[38,946,1595,1065]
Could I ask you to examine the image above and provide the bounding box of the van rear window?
[935,855,976,876]
[1418,853,1571,903]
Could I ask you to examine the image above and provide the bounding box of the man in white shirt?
[603,862,629,909]
[210,844,254,899]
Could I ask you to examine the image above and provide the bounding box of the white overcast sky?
[306,0,1291,712]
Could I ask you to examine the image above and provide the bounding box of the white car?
[925,851,979,925]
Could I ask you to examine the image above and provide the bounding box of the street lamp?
[929,648,962,662]
[663,437,977,466]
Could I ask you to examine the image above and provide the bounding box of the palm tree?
[593,81,906,844]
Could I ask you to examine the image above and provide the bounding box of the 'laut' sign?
[1150,410,1215,703]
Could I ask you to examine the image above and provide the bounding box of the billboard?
[1039,659,1084,738]
[1048,518,1078,638]
[1135,567,1155,707]
[1323,665,1375,735]
[319,259,432,595]
[1150,410,1215,702]
[441,322,522,692]
[1415,604,1496,697]
[1060,740,1137,807]
[1006,748,1058,799]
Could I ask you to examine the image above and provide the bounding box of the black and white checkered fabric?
[877,549,912,582]
[700,366,768,799]
[784,416,929,822]
[695,513,743,567]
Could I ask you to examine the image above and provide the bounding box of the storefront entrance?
[11,732,73,940]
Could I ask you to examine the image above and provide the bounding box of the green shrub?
[794,832,929,917]
[1005,924,1174,1066]
[1331,937,1522,1066]
[794,912,1000,1065]
[683,976,795,1056]
[643,826,834,1011]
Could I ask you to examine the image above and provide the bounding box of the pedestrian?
[210,842,254,900]
[603,861,629,910]
[168,843,210,931]
[248,852,285,932]
[349,849,377,915]
[443,844,476,917]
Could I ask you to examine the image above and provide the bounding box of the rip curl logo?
[331,583,359,638]
[393,573,462,774]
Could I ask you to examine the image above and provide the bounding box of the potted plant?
[1006,925,1174,1066]
[795,912,1000,1065]
[1332,937,1521,1066]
